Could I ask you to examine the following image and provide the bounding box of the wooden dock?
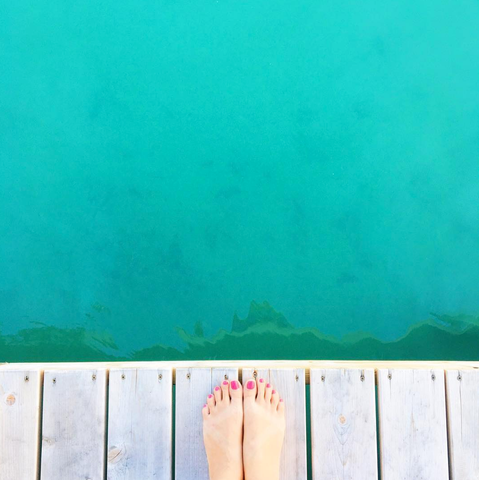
[1,360,478,479]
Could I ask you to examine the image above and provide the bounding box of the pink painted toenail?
[259,378,264,383]
[231,381,239,390]
[203,404,207,408]
[223,381,229,385]
[280,399,283,402]
[272,390,276,394]
[208,394,213,398]
[215,386,220,391]
[247,381,255,390]
[266,383,271,388]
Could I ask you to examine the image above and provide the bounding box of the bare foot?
[243,377,286,480]
[202,379,244,480]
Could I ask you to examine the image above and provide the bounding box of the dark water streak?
[1,301,478,363]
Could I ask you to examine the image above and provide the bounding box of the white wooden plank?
[175,368,211,480]
[446,370,479,480]
[0,369,42,480]
[41,369,107,480]
[377,369,449,480]
[270,368,307,480]
[107,368,172,480]
[310,369,377,480]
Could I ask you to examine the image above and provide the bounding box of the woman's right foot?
[243,377,285,480]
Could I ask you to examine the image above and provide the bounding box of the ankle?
[209,464,243,480]
[245,469,280,480]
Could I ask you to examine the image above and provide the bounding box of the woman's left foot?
[202,379,244,480]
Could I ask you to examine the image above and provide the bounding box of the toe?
[278,398,285,414]
[271,389,280,409]
[221,380,230,403]
[229,379,243,401]
[213,386,222,404]
[257,377,266,401]
[207,393,215,410]
[202,404,209,419]
[243,378,257,400]
[265,382,272,402]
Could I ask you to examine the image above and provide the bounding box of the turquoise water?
[1,0,479,361]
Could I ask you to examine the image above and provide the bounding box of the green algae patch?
[0,324,125,362]
[1,301,479,363]
[133,302,479,361]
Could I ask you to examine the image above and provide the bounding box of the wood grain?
[41,369,107,480]
[270,368,307,480]
[0,369,42,480]
[175,368,212,480]
[446,369,479,480]
[377,369,448,480]
[310,368,378,479]
[107,368,173,479]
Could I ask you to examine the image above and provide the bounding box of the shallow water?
[1,0,479,361]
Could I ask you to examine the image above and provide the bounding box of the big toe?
[243,378,257,400]
[229,379,243,401]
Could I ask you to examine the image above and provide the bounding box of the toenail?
[231,380,239,390]
[215,386,220,391]
[208,394,213,398]
[266,383,271,388]
[203,404,207,408]
[280,399,283,402]
[259,378,264,383]
[272,390,276,394]
[223,381,229,385]
[247,380,255,390]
